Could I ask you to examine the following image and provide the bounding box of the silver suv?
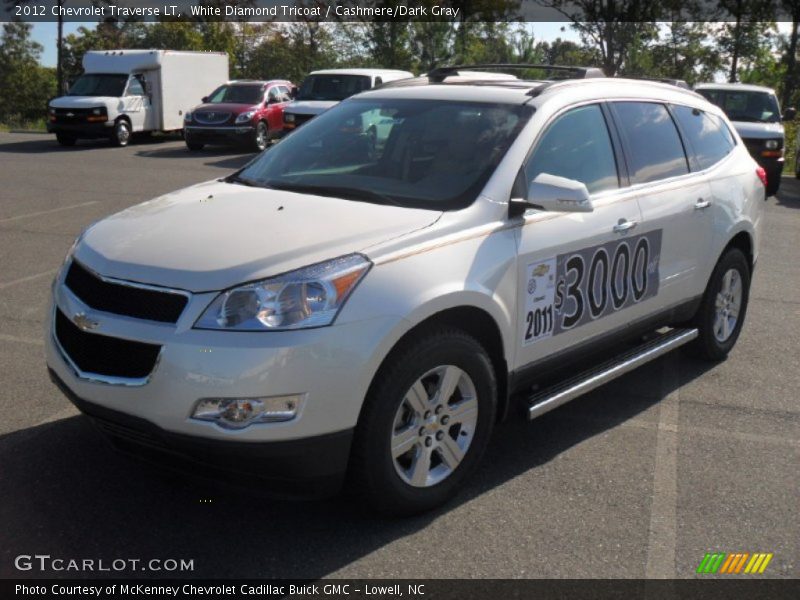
[48,65,765,514]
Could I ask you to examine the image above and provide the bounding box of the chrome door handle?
[694,198,711,210]
[613,219,637,233]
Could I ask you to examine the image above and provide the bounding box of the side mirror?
[201,96,208,103]
[289,87,298,99]
[510,173,594,217]
[783,107,796,121]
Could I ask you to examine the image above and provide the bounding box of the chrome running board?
[527,328,698,420]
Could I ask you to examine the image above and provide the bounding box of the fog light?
[192,395,303,429]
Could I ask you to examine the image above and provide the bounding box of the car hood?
[285,100,338,116]
[50,96,118,108]
[74,180,441,292]
[731,120,784,140]
[192,102,257,114]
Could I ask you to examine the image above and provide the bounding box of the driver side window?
[524,104,619,195]
[127,75,145,97]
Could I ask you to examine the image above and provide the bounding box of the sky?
[30,21,581,67]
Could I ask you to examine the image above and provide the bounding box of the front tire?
[688,248,751,361]
[349,330,497,515]
[55,133,76,147]
[110,120,131,147]
[252,121,268,152]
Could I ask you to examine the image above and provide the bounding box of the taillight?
[755,166,767,187]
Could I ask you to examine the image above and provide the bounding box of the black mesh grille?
[55,309,161,379]
[65,261,187,324]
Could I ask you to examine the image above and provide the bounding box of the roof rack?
[427,64,605,83]
[637,77,690,89]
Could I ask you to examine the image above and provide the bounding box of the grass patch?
[0,117,47,132]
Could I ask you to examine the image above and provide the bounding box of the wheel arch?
[722,229,755,271]
[364,305,510,424]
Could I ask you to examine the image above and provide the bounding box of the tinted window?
[67,74,128,97]
[208,84,264,105]
[297,75,372,101]
[696,89,781,123]
[127,76,144,96]
[235,99,533,210]
[525,104,619,194]
[612,102,689,184]
[672,105,735,170]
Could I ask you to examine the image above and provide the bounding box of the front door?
[514,103,652,371]
[123,73,154,132]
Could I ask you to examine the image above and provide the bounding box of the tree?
[716,0,776,83]
[544,0,661,75]
[0,22,56,123]
[780,0,800,108]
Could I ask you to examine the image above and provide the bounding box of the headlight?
[235,111,255,124]
[194,254,371,331]
[765,139,780,150]
[49,107,56,115]
[184,111,192,123]
[92,107,102,115]
[284,113,295,123]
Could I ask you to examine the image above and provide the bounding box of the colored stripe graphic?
[699,552,773,574]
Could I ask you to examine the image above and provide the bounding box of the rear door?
[607,101,713,307]
[513,103,648,370]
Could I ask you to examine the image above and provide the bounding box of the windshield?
[233,98,533,210]
[697,89,781,123]
[207,84,264,105]
[68,74,128,97]
[297,75,372,101]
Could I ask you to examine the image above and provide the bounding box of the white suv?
[46,65,765,514]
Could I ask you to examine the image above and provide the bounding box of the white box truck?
[47,50,229,147]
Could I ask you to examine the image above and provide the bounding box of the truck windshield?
[697,89,781,123]
[68,74,128,97]
[232,98,533,210]
[297,75,372,101]
[206,84,263,104]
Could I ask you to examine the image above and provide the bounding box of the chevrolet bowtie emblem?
[72,312,99,331]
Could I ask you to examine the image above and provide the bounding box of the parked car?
[47,65,763,515]
[183,80,294,152]
[282,68,413,133]
[695,82,795,196]
[48,50,229,147]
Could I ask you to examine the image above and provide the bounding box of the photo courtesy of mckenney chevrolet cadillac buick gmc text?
[46,65,764,515]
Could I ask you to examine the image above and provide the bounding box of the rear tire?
[349,329,497,516]
[688,248,751,361]
[55,133,76,147]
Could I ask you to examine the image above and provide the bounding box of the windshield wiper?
[223,173,262,187]
[266,182,403,207]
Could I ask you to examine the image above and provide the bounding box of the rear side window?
[611,102,689,184]
[671,105,735,170]
[525,104,619,194]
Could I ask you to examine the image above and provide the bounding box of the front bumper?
[45,263,405,489]
[184,125,255,144]
[49,368,353,495]
[47,121,113,138]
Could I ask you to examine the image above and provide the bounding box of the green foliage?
[0,22,56,123]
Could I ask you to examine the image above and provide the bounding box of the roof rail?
[632,77,690,89]
[427,64,605,83]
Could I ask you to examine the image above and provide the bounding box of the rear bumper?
[49,368,353,497]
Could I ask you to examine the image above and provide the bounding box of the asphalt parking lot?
[0,132,797,580]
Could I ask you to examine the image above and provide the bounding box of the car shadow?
[134,146,256,170]
[776,176,800,208]
[0,352,715,580]
[0,134,179,154]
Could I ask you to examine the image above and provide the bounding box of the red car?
[184,79,294,151]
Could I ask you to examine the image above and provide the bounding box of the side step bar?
[528,327,698,420]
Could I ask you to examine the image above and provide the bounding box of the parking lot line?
[0,200,99,224]
[0,268,58,290]
[644,355,680,579]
